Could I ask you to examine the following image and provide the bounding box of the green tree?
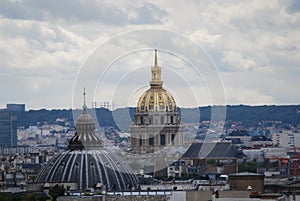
[0,192,12,201]
[49,184,65,201]
[238,161,257,173]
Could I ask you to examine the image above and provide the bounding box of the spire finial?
[83,88,87,111]
[154,49,158,66]
[150,49,163,88]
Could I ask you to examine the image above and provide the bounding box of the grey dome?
[67,110,102,150]
[36,102,138,190]
[35,149,138,190]
[76,110,94,124]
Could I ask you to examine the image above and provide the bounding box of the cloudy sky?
[1,0,300,110]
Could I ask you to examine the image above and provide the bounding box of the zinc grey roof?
[35,149,138,190]
[181,142,241,159]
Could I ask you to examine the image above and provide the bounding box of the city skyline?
[1,1,300,109]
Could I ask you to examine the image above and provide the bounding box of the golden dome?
[137,88,177,112]
[136,50,177,112]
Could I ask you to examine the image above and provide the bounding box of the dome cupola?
[136,50,177,113]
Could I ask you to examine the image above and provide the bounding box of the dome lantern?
[150,49,163,89]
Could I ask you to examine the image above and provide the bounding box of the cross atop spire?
[154,49,158,66]
[82,88,87,111]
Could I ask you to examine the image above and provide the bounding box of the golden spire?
[150,49,163,88]
[154,49,158,66]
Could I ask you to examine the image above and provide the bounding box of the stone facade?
[228,173,264,193]
[186,191,249,201]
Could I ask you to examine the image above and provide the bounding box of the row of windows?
[140,115,175,125]
[139,134,175,146]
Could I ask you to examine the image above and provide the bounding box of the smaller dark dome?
[36,94,138,190]
[35,150,138,190]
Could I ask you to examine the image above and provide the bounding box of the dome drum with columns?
[36,90,138,191]
[130,50,183,154]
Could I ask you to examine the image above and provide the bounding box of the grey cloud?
[0,0,166,25]
[127,3,167,24]
[1,0,300,109]
[287,0,300,13]
[0,0,126,25]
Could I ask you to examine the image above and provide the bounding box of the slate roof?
[22,163,41,169]
[181,142,242,159]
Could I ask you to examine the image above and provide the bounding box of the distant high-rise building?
[272,130,300,148]
[0,111,17,147]
[6,104,25,112]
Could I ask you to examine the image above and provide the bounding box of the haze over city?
[1,0,299,110]
[2,2,300,201]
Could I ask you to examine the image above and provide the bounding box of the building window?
[139,135,142,145]
[149,136,154,145]
[160,134,165,145]
[140,116,143,125]
[170,116,174,124]
[160,116,164,124]
[171,134,175,145]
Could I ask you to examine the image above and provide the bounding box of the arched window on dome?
[140,116,144,125]
[168,99,173,110]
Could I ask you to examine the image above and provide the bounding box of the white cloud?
[0,0,299,109]
[221,51,257,71]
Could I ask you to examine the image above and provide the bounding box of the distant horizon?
[2,103,300,111]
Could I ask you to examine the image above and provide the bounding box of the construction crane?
[292,147,300,177]
[268,147,300,177]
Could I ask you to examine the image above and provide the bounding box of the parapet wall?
[57,195,167,201]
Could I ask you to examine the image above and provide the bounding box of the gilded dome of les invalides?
[136,49,177,113]
[130,50,183,155]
